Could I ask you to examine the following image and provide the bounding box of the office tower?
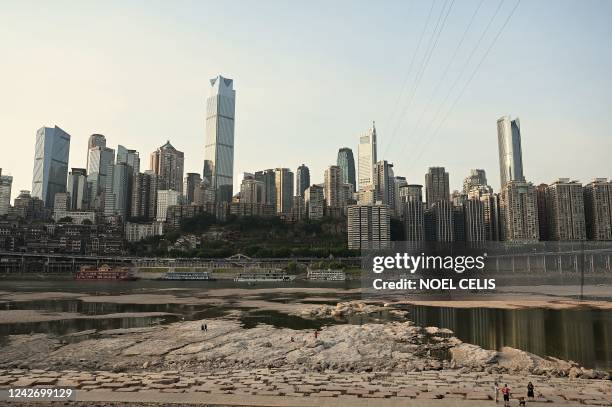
[431,200,454,242]
[12,190,44,221]
[337,147,356,191]
[150,141,184,194]
[0,169,13,216]
[193,182,216,206]
[536,184,549,241]
[464,199,486,242]
[296,164,310,197]
[304,185,325,220]
[67,168,88,210]
[347,204,390,250]
[497,115,525,188]
[500,181,539,241]
[324,165,343,209]
[292,196,306,221]
[183,173,202,205]
[479,192,501,241]
[425,167,449,208]
[373,160,395,209]
[357,184,375,206]
[204,75,235,202]
[117,145,140,175]
[545,179,586,241]
[358,122,377,191]
[87,140,115,210]
[393,176,408,216]
[156,189,181,221]
[424,209,436,242]
[240,173,264,204]
[451,190,467,207]
[275,168,294,215]
[399,184,424,203]
[583,178,612,240]
[104,163,130,218]
[255,169,276,207]
[32,126,71,207]
[400,195,425,242]
[462,169,488,194]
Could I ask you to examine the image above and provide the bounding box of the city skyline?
[2,0,612,201]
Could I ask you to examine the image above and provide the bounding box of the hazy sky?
[1,0,611,201]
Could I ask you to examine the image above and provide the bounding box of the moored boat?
[75,264,138,281]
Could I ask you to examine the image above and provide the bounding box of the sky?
[1,0,611,201]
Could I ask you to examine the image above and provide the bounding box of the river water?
[0,279,610,370]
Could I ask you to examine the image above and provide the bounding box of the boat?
[160,271,215,281]
[306,268,346,281]
[234,269,295,282]
[75,264,138,281]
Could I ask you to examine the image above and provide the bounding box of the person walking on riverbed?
[501,384,511,407]
[527,381,534,400]
[493,382,499,403]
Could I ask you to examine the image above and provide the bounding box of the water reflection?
[408,305,612,371]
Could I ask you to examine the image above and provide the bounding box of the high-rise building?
[374,160,395,209]
[347,204,390,250]
[204,75,235,202]
[87,139,115,211]
[399,184,423,203]
[358,122,377,191]
[0,169,13,216]
[304,185,325,220]
[545,179,586,241]
[12,190,45,221]
[425,167,449,208]
[53,192,71,212]
[183,173,202,205]
[131,171,158,220]
[324,165,343,209]
[453,205,466,242]
[156,189,181,222]
[497,116,525,188]
[150,141,184,194]
[240,173,264,204]
[536,184,549,241]
[500,181,539,241]
[462,169,488,194]
[67,168,88,211]
[275,168,294,215]
[393,176,408,216]
[401,185,424,242]
[431,200,454,242]
[464,199,486,242]
[32,126,71,207]
[583,178,612,241]
[296,164,310,197]
[451,190,467,207]
[104,163,130,219]
[117,146,140,175]
[337,147,356,191]
[255,169,276,207]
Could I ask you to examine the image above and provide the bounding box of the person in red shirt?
[501,384,511,407]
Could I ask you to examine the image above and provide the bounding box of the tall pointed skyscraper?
[32,126,71,207]
[497,115,525,188]
[358,122,377,191]
[204,75,235,202]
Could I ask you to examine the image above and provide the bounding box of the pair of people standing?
[494,382,535,405]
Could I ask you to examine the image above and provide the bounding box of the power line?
[384,0,454,157]
[405,0,506,164]
[409,0,522,171]
[397,0,485,157]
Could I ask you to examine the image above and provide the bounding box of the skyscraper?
[156,189,181,222]
[431,200,454,242]
[425,167,450,208]
[324,165,343,209]
[583,178,612,241]
[304,185,324,220]
[255,169,276,207]
[131,171,158,220]
[275,168,294,215]
[204,75,235,202]
[545,179,586,241]
[117,145,140,175]
[104,162,130,219]
[150,141,184,194]
[401,184,424,242]
[464,199,486,242]
[497,116,525,188]
[347,204,390,250]
[0,169,13,216]
[337,147,356,191]
[374,160,395,209]
[296,164,310,197]
[358,122,377,191]
[67,168,88,210]
[500,181,539,241]
[87,137,115,210]
[183,173,202,205]
[240,173,264,204]
[462,169,488,194]
[32,126,71,207]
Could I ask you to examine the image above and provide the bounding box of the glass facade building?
[32,126,71,207]
[204,75,235,202]
[337,147,356,192]
[497,115,525,188]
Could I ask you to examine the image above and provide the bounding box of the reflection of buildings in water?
[555,310,596,370]
[506,309,546,357]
